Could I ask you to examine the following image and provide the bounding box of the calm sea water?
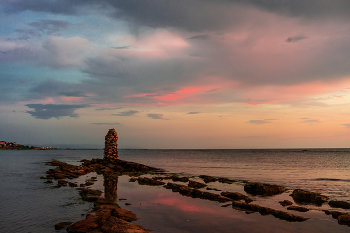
[1,149,350,232]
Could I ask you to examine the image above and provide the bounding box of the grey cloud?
[95,107,123,111]
[15,19,70,39]
[25,104,90,119]
[301,119,319,123]
[187,35,209,40]
[147,113,167,120]
[112,110,139,116]
[4,1,350,32]
[57,91,86,97]
[286,35,309,43]
[340,124,350,128]
[111,46,131,49]
[91,122,123,126]
[187,112,200,114]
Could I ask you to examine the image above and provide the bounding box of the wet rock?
[218,178,235,184]
[244,182,285,196]
[79,188,102,201]
[68,182,77,187]
[57,179,68,186]
[287,206,309,212]
[67,216,99,233]
[171,175,189,182]
[199,175,217,183]
[323,210,332,215]
[221,191,253,203]
[331,211,346,219]
[188,180,207,189]
[329,201,350,209]
[164,182,231,203]
[53,173,65,179]
[137,177,165,186]
[129,177,137,182]
[85,181,94,186]
[232,201,307,222]
[279,200,293,206]
[290,189,328,204]
[55,221,73,230]
[338,214,350,226]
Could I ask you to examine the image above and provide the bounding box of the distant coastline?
[0,141,67,150]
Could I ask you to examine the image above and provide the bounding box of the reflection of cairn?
[104,128,118,159]
[104,172,118,202]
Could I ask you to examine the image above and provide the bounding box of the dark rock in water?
[57,179,68,186]
[79,188,102,201]
[331,211,346,219]
[137,177,165,186]
[338,214,350,226]
[67,217,99,233]
[129,177,137,182]
[290,189,328,204]
[85,181,94,186]
[218,177,235,184]
[164,182,231,203]
[199,175,217,183]
[329,200,350,209]
[287,206,309,212]
[323,210,332,215]
[244,182,285,196]
[171,175,189,182]
[279,200,293,206]
[68,182,77,187]
[188,180,207,189]
[231,201,307,222]
[55,221,73,230]
[221,191,253,203]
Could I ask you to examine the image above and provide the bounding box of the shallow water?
[1,149,350,232]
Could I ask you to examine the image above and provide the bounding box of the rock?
[290,189,328,204]
[287,206,309,212]
[164,182,231,203]
[137,177,165,186]
[104,128,119,159]
[53,173,65,179]
[188,180,207,189]
[323,210,332,215]
[244,182,285,196]
[331,211,346,219]
[55,221,73,230]
[85,181,94,186]
[67,217,99,233]
[279,200,293,206]
[329,201,350,209]
[79,188,102,201]
[338,214,350,226]
[129,177,137,182]
[221,191,253,203]
[171,175,189,182]
[68,182,78,187]
[231,201,307,222]
[57,179,68,186]
[199,175,217,183]
[218,178,235,184]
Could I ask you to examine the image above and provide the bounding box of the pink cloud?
[61,96,84,102]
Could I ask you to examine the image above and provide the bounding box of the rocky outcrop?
[279,200,293,206]
[324,210,350,226]
[137,177,165,186]
[287,206,309,212]
[104,128,118,159]
[199,175,217,183]
[164,182,232,203]
[67,198,150,233]
[290,189,328,204]
[220,191,253,203]
[244,182,285,196]
[79,188,102,202]
[55,222,73,230]
[188,180,207,189]
[329,201,350,209]
[232,201,307,222]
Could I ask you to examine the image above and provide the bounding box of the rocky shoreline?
[43,157,350,232]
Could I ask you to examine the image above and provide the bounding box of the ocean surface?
[1,149,350,233]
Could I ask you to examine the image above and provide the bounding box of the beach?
[1,149,350,232]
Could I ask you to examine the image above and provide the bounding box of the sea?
[1,149,350,233]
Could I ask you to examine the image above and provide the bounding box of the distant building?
[0,141,6,145]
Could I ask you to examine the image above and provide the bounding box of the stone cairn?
[104,128,118,159]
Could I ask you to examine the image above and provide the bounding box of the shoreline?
[43,157,350,232]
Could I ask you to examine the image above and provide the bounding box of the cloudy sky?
[1,0,350,149]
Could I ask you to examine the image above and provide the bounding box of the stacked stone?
[104,128,118,159]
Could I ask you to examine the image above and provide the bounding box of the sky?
[1,0,350,149]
